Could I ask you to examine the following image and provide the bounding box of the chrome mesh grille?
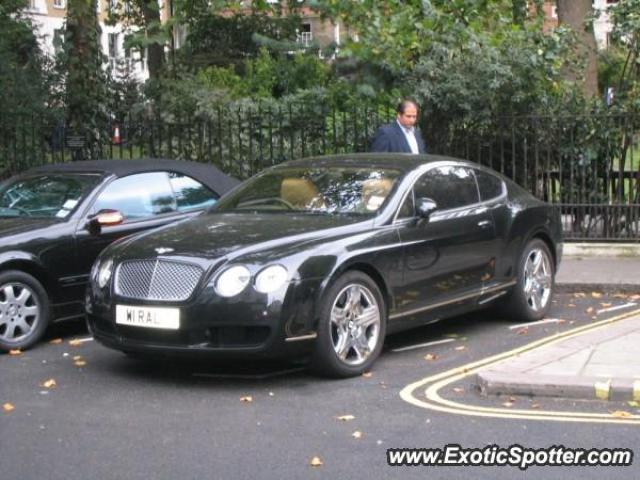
[115,259,203,301]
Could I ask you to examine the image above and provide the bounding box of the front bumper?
[86,279,322,358]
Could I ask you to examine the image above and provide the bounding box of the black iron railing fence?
[1,106,639,241]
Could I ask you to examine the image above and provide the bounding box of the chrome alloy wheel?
[0,282,41,344]
[330,284,381,366]
[523,248,552,313]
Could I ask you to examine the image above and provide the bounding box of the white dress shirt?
[397,120,419,154]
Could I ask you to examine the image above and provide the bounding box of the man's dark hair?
[397,99,419,114]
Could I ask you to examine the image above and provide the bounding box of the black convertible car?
[86,154,562,377]
[0,159,238,351]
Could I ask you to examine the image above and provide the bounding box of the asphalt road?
[2,293,638,480]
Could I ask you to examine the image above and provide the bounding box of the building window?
[53,0,65,8]
[298,23,312,47]
[108,33,119,58]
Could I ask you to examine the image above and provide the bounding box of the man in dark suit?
[370,99,426,154]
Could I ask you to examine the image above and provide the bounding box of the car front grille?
[115,259,203,301]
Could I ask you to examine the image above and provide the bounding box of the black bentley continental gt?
[0,159,238,351]
[86,154,562,377]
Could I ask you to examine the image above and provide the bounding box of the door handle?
[477,220,493,229]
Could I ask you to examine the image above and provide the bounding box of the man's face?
[397,104,418,129]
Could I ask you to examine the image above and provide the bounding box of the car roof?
[273,153,476,172]
[27,158,240,195]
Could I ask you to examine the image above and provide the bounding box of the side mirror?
[416,197,437,220]
[87,209,124,235]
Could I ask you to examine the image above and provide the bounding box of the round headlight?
[215,265,251,297]
[254,265,288,294]
[97,258,114,289]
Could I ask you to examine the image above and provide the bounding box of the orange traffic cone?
[112,125,121,145]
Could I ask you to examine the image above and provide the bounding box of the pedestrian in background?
[369,99,426,154]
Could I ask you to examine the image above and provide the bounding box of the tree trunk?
[140,0,164,80]
[557,0,599,98]
[65,0,107,155]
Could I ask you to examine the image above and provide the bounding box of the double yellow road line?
[400,309,640,425]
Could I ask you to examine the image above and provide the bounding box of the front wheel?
[311,271,386,378]
[503,239,555,322]
[0,270,51,352]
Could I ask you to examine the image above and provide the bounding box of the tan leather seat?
[362,178,393,211]
[281,178,321,208]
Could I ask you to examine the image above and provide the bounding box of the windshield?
[215,166,402,216]
[0,173,101,219]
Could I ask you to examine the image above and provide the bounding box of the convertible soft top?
[29,158,240,196]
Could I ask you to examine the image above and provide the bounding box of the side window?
[474,169,504,201]
[396,190,414,219]
[413,166,479,210]
[168,172,218,212]
[93,172,176,220]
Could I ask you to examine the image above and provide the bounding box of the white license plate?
[116,305,180,330]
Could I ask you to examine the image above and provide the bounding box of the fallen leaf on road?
[629,294,640,301]
[336,415,355,422]
[49,338,63,344]
[239,396,253,403]
[362,372,373,378]
[502,401,514,408]
[591,292,603,298]
[68,339,83,346]
[612,293,627,299]
[586,307,594,314]
[531,403,541,409]
[8,349,22,356]
[517,328,529,335]
[599,303,612,308]
[310,456,323,467]
[74,360,87,367]
[573,292,586,298]
[610,410,633,418]
[453,387,464,394]
[3,403,15,412]
[42,379,56,389]
[352,431,363,439]
[567,304,576,308]
[454,346,466,351]
[73,356,83,361]
[424,353,438,361]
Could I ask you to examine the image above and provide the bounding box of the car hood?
[0,217,61,243]
[113,212,372,262]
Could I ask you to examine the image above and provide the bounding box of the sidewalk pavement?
[476,250,640,401]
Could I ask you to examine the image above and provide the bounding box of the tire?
[0,270,51,352]
[503,238,555,322]
[310,271,386,378]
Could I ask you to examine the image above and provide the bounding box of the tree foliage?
[316,0,581,124]
[608,0,640,109]
[0,0,53,118]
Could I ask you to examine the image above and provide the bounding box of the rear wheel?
[311,271,386,378]
[0,270,51,352]
[503,239,555,322]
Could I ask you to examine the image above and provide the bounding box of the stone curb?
[564,242,640,258]
[476,371,640,402]
[556,283,640,294]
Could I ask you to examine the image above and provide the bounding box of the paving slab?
[476,313,640,401]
